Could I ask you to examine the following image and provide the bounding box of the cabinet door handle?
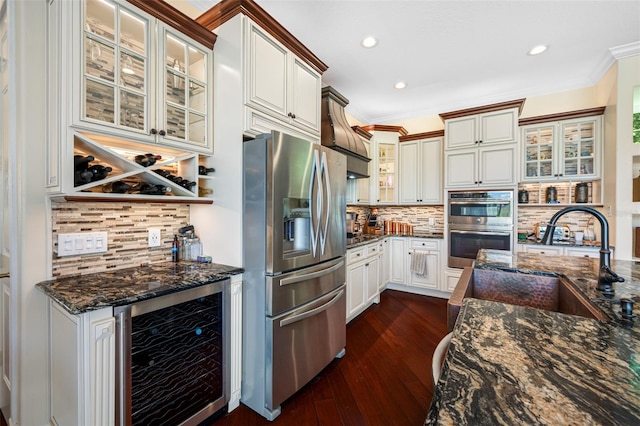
[159,130,166,136]
[150,128,158,135]
[479,140,482,144]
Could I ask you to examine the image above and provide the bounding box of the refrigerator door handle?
[319,150,330,255]
[279,260,344,287]
[279,288,344,327]
[310,150,320,256]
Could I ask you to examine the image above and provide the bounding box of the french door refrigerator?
[243,131,347,420]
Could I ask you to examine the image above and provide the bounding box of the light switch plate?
[57,232,108,257]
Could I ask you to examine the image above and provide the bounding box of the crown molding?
[519,106,606,126]
[126,0,216,49]
[399,130,445,142]
[610,41,640,60]
[196,0,328,74]
[439,98,526,121]
[361,125,408,136]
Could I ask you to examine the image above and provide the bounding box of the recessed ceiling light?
[394,82,407,89]
[528,45,548,56]
[361,36,377,48]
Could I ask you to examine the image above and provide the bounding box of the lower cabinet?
[517,243,605,258]
[49,303,115,426]
[388,237,443,292]
[48,274,244,424]
[346,242,382,323]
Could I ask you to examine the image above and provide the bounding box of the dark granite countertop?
[346,231,443,249]
[36,262,244,315]
[427,249,640,424]
[517,238,608,248]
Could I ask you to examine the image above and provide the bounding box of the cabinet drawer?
[367,243,380,256]
[410,239,439,250]
[347,247,366,263]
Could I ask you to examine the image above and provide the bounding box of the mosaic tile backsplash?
[52,202,190,277]
[346,205,445,233]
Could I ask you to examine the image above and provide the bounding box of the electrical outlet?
[148,228,161,247]
[428,218,435,226]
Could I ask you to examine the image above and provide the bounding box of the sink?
[447,267,608,331]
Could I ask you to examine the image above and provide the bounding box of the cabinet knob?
[150,128,158,135]
[479,140,483,144]
[478,181,483,184]
[159,130,166,136]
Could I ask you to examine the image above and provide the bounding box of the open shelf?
[517,180,602,206]
[61,131,213,203]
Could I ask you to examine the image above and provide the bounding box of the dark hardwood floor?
[209,290,449,426]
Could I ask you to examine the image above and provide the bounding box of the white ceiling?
[170,0,640,125]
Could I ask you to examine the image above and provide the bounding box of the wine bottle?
[74,170,94,186]
[134,153,162,167]
[138,183,171,195]
[103,180,131,194]
[74,155,95,171]
[87,164,113,181]
[198,166,215,175]
[179,180,196,191]
[172,234,179,262]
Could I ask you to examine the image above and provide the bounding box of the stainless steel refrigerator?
[242,131,347,420]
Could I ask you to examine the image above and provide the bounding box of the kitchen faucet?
[540,206,624,296]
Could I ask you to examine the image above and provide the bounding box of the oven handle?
[449,200,511,205]
[280,288,344,327]
[449,229,512,237]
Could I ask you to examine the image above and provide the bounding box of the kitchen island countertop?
[427,249,640,424]
[36,262,244,315]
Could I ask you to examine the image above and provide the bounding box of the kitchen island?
[427,249,640,425]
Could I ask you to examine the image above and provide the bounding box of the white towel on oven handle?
[410,251,428,277]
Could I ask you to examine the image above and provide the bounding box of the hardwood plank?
[207,290,448,426]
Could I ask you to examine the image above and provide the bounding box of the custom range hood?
[321,86,371,178]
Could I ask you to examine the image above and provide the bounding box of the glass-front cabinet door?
[159,27,210,149]
[377,142,396,204]
[561,119,597,178]
[83,0,149,133]
[523,125,555,180]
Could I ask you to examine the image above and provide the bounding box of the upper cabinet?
[47,0,216,201]
[244,20,321,137]
[77,0,214,153]
[441,99,524,189]
[399,134,443,204]
[363,126,407,205]
[521,112,603,182]
[444,108,518,150]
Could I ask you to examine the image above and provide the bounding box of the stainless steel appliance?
[115,280,230,426]
[346,211,359,237]
[448,190,514,268]
[243,131,347,420]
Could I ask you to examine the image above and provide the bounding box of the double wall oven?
[448,190,514,268]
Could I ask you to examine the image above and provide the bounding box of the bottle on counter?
[172,235,180,262]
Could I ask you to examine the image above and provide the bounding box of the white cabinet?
[389,237,407,284]
[388,237,441,290]
[445,108,518,150]
[443,103,520,189]
[48,0,216,201]
[518,243,605,259]
[407,239,440,290]
[346,242,381,323]
[244,19,321,136]
[443,268,463,293]
[74,0,214,152]
[369,131,400,205]
[399,137,443,204]
[379,238,390,289]
[446,144,516,188]
[521,116,602,181]
[49,302,115,426]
